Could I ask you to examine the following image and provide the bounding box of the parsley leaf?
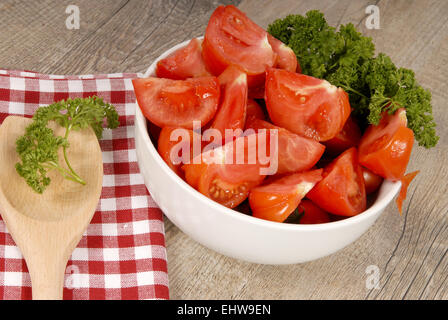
[16,96,119,194]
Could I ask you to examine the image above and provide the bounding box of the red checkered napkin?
[0,69,169,300]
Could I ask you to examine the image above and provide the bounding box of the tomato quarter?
[249,169,323,223]
[210,65,248,141]
[202,5,275,88]
[307,148,366,216]
[156,38,211,80]
[133,76,220,129]
[265,68,351,141]
[359,108,414,181]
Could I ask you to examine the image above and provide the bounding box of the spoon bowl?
[0,116,103,299]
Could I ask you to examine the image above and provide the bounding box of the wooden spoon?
[0,116,103,300]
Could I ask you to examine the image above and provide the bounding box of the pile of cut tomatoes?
[133,5,417,224]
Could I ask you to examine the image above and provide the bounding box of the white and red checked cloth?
[0,69,169,300]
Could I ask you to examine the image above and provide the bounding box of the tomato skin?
[265,68,351,141]
[307,148,366,216]
[133,77,220,129]
[246,99,266,121]
[156,38,211,80]
[267,34,298,72]
[359,108,414,181]
[210,65,248,140]
[249,170,323,223]
[324,116,361,155]
[362,166,383,194]
[182,133,271,208]
[157,127,200,177]
[245,118,325,174]
[202,5,275,88]
[298,200,331,224]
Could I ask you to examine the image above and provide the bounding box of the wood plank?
[0,0,240,74]
[0,0,129,73]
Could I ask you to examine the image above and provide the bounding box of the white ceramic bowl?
[134,39,401,265]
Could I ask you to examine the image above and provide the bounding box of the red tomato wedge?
[245,118,325,174]
[156,38,211,80]
[202,5,275,88]
[133,77,220,129]
[249,169,323,223]
[157,127,201,177]
[267,34,298,72]
[210,65,248,140]
[324,116,361,155]
[362,166,383,195]
[396,171,419,215]
[359,108,414,181]
[265,68,351,141]
[307,148,366,216]
[182,133,273,208]
[246,99,266,121]
[298,200,331,224]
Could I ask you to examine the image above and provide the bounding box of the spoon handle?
[28,258,67,300]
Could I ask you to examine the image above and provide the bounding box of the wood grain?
[1,0,447,300]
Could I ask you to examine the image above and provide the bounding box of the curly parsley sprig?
[268,10,438,148]
[15,96,119,194]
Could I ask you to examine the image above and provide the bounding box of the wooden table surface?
[1,0,447,300]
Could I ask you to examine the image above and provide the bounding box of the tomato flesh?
[156,38,211,80]
[202,5,275,88]
[359,108,414,181]
[210,65,248,141]
[133,77,220,129]
[246,118,325,174]
[307,148,366,216]
[249,170,323,222]
[265,68,351,141]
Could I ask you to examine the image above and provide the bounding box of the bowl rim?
[135,37,402,232]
